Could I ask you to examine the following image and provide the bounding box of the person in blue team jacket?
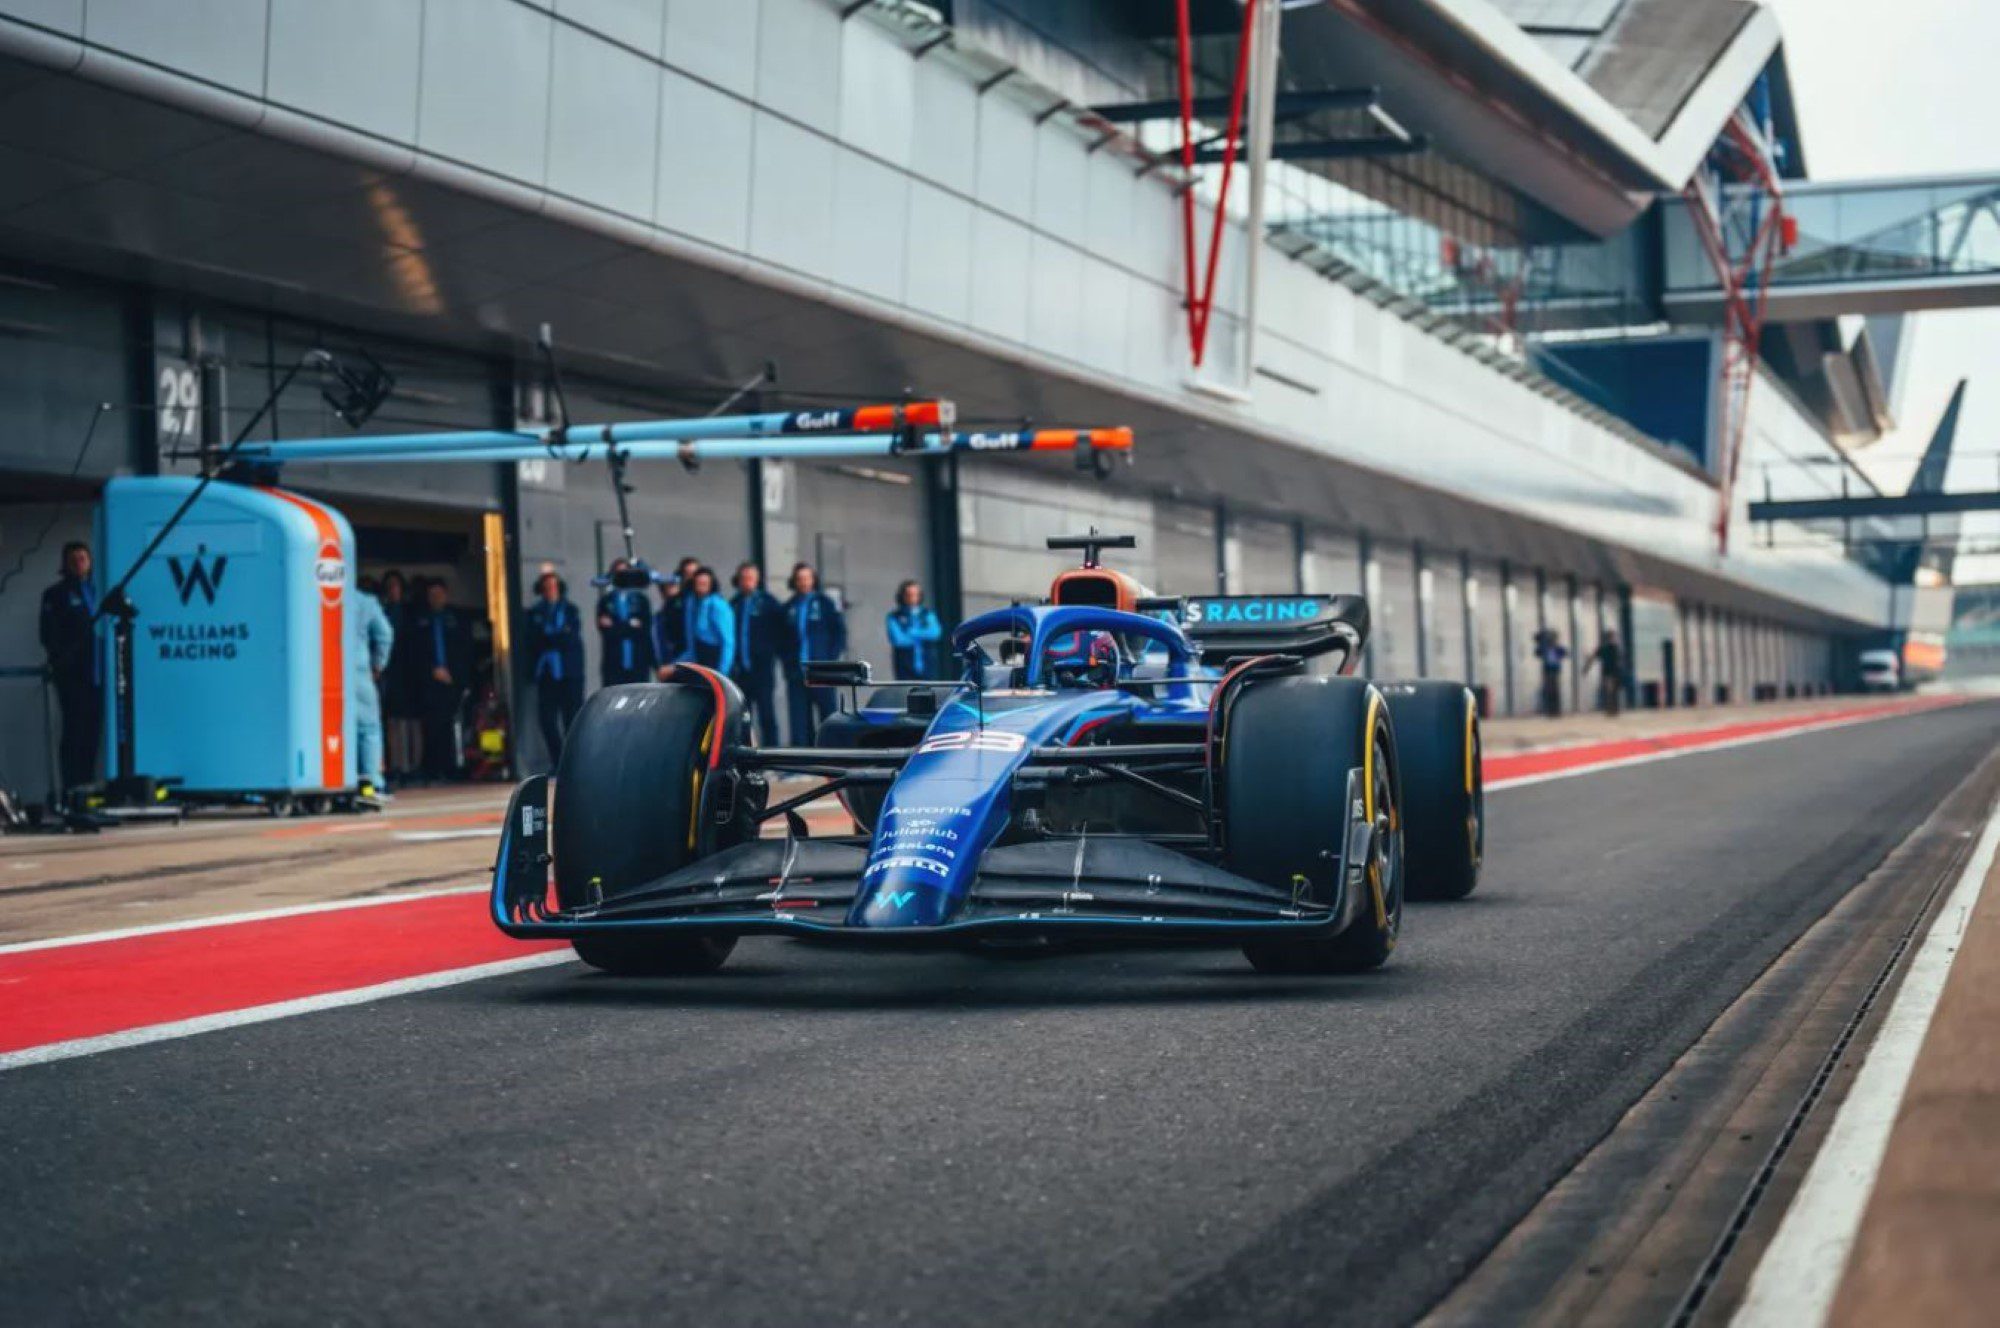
[729,561,786,744]
[524,571,585,766]
[595,556,654,686]
[783,561,847,744]
[886,579,944,680]
[669,565,736,676]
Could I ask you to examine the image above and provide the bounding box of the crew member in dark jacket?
[729,561,786,744]
[1585,630,1626,718]
[524,571,585,766]
[409,579,472,781]
[784,562,847,744]
[886,579,944,680]
[650,555,700,667]
[378,570,421,778]
[38,541,101,799]
[596,557,654,686]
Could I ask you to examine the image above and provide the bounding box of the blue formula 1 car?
[493,533,1484,975]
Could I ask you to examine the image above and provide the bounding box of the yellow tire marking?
[1363,691,1389,930]
[1464,689,1477,793]
[687,718,716,851]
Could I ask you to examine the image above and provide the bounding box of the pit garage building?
[0,0,1987,796]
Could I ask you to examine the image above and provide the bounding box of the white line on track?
[392,828,502,843]
[1730,793,2000,1328]
[0,883,487,956]
[1483,705,1949,792]
[0,951,575,1073]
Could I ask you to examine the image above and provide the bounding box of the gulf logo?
[314,540,347,609]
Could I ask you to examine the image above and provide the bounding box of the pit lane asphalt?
[6,701,1997,1327]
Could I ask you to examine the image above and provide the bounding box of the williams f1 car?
[493,533,1484,975]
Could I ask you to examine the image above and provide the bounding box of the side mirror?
[904,687,938,718]
[803,659,872,689]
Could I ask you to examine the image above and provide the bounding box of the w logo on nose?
[167,550,227,606]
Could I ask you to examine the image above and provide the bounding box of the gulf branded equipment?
[97,476,358,810]
[492,532,1486,976]
[89,393,1132,813]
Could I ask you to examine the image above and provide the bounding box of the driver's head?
[1046,630,1119,689]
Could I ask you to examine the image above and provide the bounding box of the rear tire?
[1222,676,1403,974]
[1381,682,1483,900]
[554,684,736,975]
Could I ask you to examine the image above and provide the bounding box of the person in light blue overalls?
[783,562,847,744]
[669,565,736,677]
[886,579,944,680]
[524,571,585,766]
[595,556,654,686]
[350,576,395,797]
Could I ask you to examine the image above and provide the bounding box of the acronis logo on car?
[1184,597,1324,625]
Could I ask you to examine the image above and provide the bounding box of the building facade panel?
[556,0,667,56]
[663,0,758,96]
[417,0,555,188]
[655,67,756,251]
[547,24,662,223]
[267,0,424,144]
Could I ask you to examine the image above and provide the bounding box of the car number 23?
[916,730,1028,756]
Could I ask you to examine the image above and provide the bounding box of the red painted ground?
[0,894,560,1056]
[1483,696,1956,786]
[0,695,1963,1059]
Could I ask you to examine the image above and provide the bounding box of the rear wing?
[1177,594,1369,667]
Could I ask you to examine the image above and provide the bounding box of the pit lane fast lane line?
[0,695,1965,1073]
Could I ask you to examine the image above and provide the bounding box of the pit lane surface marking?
[1483,696,1959,790]
[0,882,486,956]
[0,696,1965,1073]
[1730,793,2000,1328]
[0,953,573,1071]
[0,889,563,1069]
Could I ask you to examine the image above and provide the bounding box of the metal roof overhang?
[1291,0,1779,238]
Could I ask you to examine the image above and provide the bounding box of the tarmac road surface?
[4,700,1997,1327]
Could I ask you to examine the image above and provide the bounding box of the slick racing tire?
[1380,682,1483,901]
[553,684,736,976]
[1222,675,1403,974]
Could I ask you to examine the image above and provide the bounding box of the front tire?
[1221,675,1404,974]
[554,684,739,975]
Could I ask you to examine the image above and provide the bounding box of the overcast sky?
[1760,0,2000,576]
